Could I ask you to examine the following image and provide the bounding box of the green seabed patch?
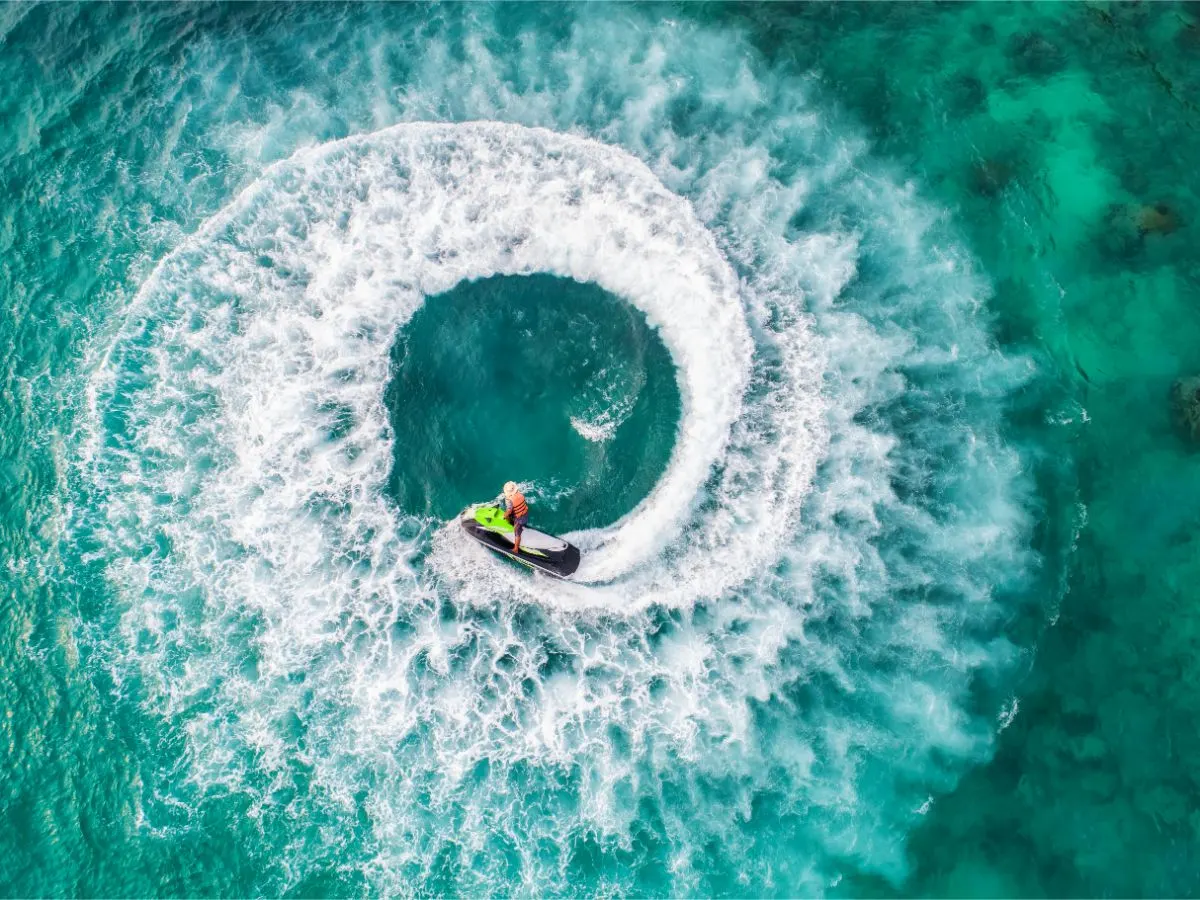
[706,2,1200,895]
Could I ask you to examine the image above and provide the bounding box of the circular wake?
[80,12,1036,897]
[93,122,755,597]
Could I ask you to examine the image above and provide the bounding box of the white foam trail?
[91,122,754,596]
[80,9,1037,895]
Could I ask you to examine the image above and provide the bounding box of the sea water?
[2,3,1197,897]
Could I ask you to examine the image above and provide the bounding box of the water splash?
[78,9,1037,896]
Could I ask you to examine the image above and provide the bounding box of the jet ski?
[460,503,581,579]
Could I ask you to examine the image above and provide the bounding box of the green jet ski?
[460,503,581,579]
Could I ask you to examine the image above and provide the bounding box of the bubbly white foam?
[81,8,1036,896]
[93,122,755,597]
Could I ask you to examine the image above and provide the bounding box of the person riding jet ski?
[501,481,529,555]
[459,486,579,579]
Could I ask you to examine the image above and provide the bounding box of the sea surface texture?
[1,3,1197,897]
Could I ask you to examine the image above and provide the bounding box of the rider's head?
[503,481,517,498]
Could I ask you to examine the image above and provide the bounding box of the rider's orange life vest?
[509,492,529,519]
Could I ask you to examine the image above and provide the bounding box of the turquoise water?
[2,3,1197,896]
[386,274,680,530]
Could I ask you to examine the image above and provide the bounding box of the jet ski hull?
[460,505,581,579]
